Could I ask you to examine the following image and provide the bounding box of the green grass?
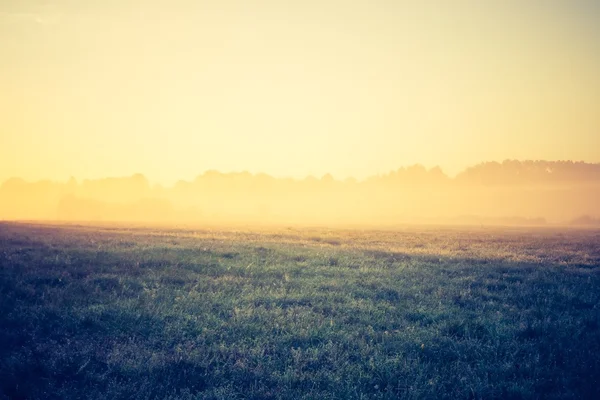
[1,222,599,399]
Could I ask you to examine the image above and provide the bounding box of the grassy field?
[1,222,599,400]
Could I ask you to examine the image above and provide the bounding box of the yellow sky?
[1,0,599,185]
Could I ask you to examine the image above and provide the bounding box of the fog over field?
[2,160,600,226]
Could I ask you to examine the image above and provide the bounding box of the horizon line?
[3,159,600,187]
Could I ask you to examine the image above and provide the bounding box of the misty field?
[1,223,599,400]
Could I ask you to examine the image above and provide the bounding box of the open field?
[1,222,599,399]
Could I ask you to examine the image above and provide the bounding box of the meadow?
[1,222,599,400]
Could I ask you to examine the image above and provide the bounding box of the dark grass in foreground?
[1,223,599,400]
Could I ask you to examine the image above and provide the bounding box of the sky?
[1,0,599,185]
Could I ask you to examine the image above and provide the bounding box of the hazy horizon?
[2,158,600,186]
[2,159,600,226]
